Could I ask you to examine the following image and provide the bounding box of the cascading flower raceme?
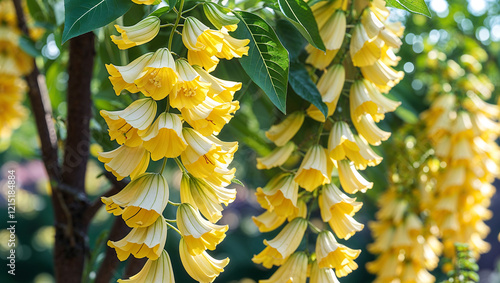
[99,2,248,282]
[253,0,405,281]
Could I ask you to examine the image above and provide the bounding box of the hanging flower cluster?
[98,2,248,282]
[367,130,443,283]
[0,0,33,143]
[253,0,405,281]
[420,51,499,259]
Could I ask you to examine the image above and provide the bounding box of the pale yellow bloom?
[259,252,308,283]
[252,210,287,233]
[294,145,333,192]
[328,213,364,240]
[351,113,391,146]
[108,216,167,261]
[118,250,175,283]
[100,98,157,147]
[319,183,362,223]
[327,121,359,160]
[256,173,299,217]
[216,28,250,60]
[195,66,242,102]
[139,113,187,160]
[179,238,229,283]
[106,48,177,99]
[111,16,160,50]
[307,65,345,122]
[177,203,228,255]
[180,173,236,223]
[350,24,380,67]
[350,80,400,123]
[252,218,307,268]
[101,173,169,228]
[131,0,156,5]
[337,160,373,194]
[310,261,340,283]
[305,46,338,70]
[256,142,296,170]
[361,9,384,39]
[98,145,150,181]
[345,135,383,170]
[359,59,404,92]
[266,111,305,146]
[316,230,360,276]
[170,59,211,110]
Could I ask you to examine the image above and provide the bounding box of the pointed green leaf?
[386,0,431,17]
[62,0,133,44]
[232,11,289,113]
[277,0,325,51]
[149,6,171,18]
[231,178,244,186]
[289,62,327,118]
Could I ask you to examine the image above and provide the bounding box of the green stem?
[316,123,324,144]
[169,200,181,206]
[182,3,203,14]
[308,221,322,234]
[160,158,168,174]
[160,23,175,28]
[174,157,187,174]
[168,0,185,50]
[165,218,177,223]
[166,222,182,235]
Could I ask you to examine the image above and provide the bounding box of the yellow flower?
[305,46,338,70]
[139,113,187,160]
[310,261,340,283]
[108,216,167,261]
[328,212,364,240]
[118,250,175,283]
[260,252,308,283]
[256,142,296,170]
[188,51,219,73]
[362,79,401,120]
[130,0,156,5]
[170,59,211,109]
[361,10,384,39]
[181,96,239,136]
[98,144,150,181]
[179,238,229,283]
[252,217,307,268]
[266,111,305,146]
[351,113,390,146]
[256,173,299,218]
[181,128,237,185]
[359,59,404,91]
[294,145,333,192]
[327,121,359,160]
[307,65,345,122]
[180,173,236,223]
[100,98,157,147]
[337,160,373,194]
[203,2,240,32]
[319,183,362,223]
[101,173,169,228]
[216,28,250,60]
[350,24,380,67]
[252,210,287,233]
[111,16,160,50]
[183,17,224,55]
[344,135,382,170]
[195,66,242,102]
[315,231,360,277]
[106,48,177,99]
[177,203,228,255]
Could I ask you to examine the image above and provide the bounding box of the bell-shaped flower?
[98,144,150,181]
[350,24,380,67]
[305,45,339,70]
[352,113,391,146]
[319,183,362,223]
[345,135,383,170]
[117,250,175,283]
[252,217,307,268]
[252,210,287,233]
[183,17,224,55]
[179,238,229,283]
[180,173,236,223]
[101,173,169,228]
[106,48,177,99]
[337,160,373,194]
[260,252,308,283]
[203,2,240,32]
[321,10,346,51]
[195,66,242,102]
[316,230,360,277]
[256,173,299,218]
[170,59,211,110]
[188,50,219,73]
[216,29,250,60]
[131,0,156,5]
[310,260,340,283]
[256,142,296,170]
[100,98,157,147]
[307,65,345,122]
[181,96,239,136]
[108,216,167,261]
[139,113,187,160]
[361,9,384,39]
[363,79,401,118]
[265,111,305,146]
[181,128,237,183]
[451,111,474,139]
[111,16,160,50]
[328,212,364,240]
[350,80,383,122]
[177,203,228,255]
[360,59,404,92]
[328,121,359,160]
[294,145,333,192]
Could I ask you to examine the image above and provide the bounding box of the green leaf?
[62,0,133,44]
[168,0,178,11]
[232,11,289,113]
[386,0,431,17]
[277,0,325,51]
[289,62,327,118]
[231,178,244,186]
[18,35,42,57]
[275,19,306,60]
[149,6,171,18]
